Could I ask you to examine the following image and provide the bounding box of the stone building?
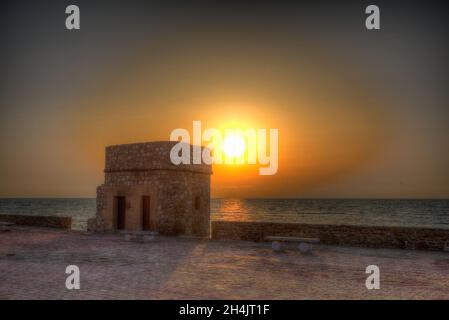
[93,141,212,237]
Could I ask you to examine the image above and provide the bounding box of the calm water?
[1,198,449,229]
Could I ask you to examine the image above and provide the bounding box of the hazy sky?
[1,0,448,198]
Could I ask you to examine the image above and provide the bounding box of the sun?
[222,133,246,158]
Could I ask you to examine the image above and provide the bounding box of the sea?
[1,198,449,229]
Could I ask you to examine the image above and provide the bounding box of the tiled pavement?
[1,226,449,299]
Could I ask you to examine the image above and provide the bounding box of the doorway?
[142,196,151,230]
[115,196,126,230]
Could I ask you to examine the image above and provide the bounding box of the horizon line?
[1,197,448,201]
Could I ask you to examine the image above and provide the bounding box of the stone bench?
[265,236,320,253]
[120,230,158,243]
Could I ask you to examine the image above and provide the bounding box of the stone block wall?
[0,214,72,229]
[211,221,449,251]
[104,141,211,176]
[95,141,212,237]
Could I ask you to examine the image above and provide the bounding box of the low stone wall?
[211,221,449,251]
[0,214,72,229]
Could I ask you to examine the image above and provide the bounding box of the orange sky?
[1,1,448,198]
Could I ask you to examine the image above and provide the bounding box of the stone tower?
[94,141,212,237]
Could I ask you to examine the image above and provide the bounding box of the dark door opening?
[194,196,201,210]
[142,196,151,230]
[115,196,126,230]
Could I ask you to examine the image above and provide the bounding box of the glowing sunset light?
[222,133,246,158]
[2,2,448,200]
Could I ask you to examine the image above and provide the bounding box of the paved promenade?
[1,226,448,299]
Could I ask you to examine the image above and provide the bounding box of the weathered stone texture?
[211,221,449,251]
[95,141,211,237]
[0,214,72,229]
[3,227,449,299]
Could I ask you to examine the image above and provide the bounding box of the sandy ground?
[1,225,449,299]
